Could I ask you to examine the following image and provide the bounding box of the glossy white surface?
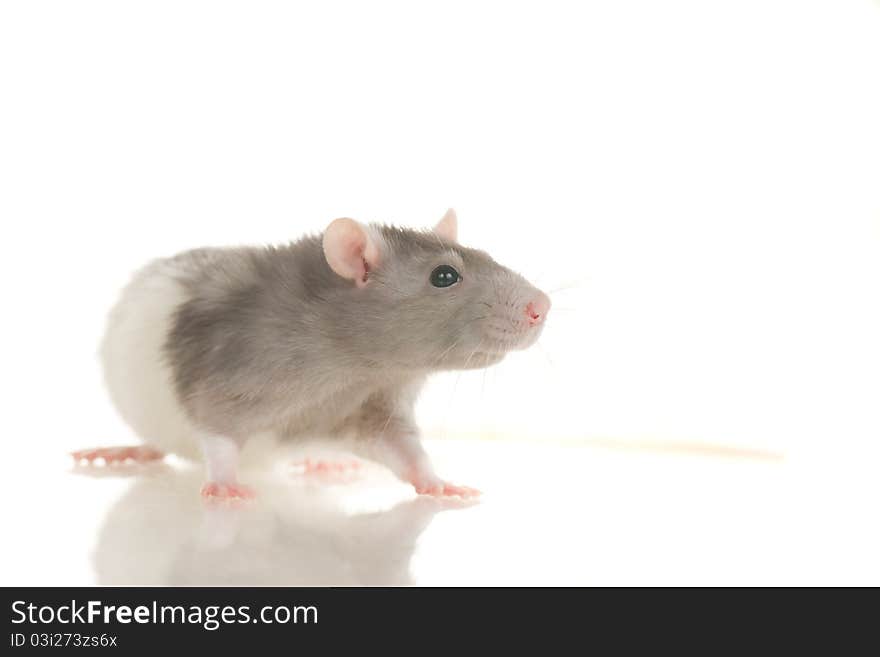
[3,438,877,586]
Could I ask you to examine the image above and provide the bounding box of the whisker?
[461,339,484,371]
[433,337,463,367]
[546,280,584,295]
[480,350,491,401]
[535,341,555,368]
[445,338,484,431]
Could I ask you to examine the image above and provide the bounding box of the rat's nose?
[524,292,551,326]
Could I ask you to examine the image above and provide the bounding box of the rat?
[78,210,550,500]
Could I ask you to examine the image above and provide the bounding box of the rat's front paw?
[200,482,256,501]
[413,480,481,499]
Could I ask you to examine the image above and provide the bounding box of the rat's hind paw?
[71,445,164,467]
[414,481,482,499]
[200,482,256,501]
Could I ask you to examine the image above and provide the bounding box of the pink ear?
[322,218,380,287]
[433,208,458,242]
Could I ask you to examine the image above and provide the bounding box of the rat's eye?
[430,265,460,288]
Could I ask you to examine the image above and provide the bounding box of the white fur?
[100,259,202,459]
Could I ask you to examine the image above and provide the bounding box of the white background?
[1,1,878,585]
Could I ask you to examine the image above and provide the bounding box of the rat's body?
[88,211,550,499]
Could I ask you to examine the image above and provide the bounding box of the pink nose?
[525,293,551,326]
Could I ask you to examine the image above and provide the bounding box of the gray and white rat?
[82,210,550,499]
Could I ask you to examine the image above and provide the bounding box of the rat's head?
[321,210,550,370]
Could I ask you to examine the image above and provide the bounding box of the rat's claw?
[200,482,256,501]
[442,483,482,498]
[414,481,481,499]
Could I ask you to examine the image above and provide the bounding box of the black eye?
[430,265,460,288]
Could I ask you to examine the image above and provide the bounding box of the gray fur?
[163,224,546,447]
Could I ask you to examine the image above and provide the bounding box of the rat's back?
[99,240,348,459]
[99,249,233,459]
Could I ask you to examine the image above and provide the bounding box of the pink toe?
[71,445,165,466]
[231,484,256,499]
[294,458,363,476]
[415,481,481,498]
[200,482,220,497]
[200,482,255,500]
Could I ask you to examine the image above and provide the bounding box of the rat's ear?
[433,208,458,243]
[322,218,380,287]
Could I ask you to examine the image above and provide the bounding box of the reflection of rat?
[94,468,459,585]
[87,210,550,500]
